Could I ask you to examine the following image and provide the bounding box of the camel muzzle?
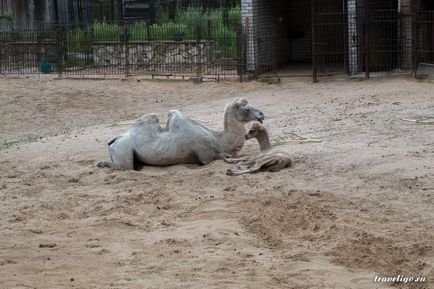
[255,111,265,123]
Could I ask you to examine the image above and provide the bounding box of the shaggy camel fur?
[97,98,264,170]
[226,123,292,175]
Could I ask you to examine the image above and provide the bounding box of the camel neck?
[256,130,272,151]
[218,110,246,154]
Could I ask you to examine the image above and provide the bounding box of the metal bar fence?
[0,20,247,80]
[312,0,349,80]
[415,3,434,77]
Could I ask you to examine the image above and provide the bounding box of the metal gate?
[312,0,349,82]
[253,25,278,77]
[364,0,413,76]
[414,0,434,77]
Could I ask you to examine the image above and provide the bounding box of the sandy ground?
[0,76,433,289]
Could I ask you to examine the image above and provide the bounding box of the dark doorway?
[276,0,312,76]
[34,0,46,22]
[312,0,348,78]
[417,0,434,64]
[366,0,400,71]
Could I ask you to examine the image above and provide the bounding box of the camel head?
[232,98,265,124]
[245,123,266,140]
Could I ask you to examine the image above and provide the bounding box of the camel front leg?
[221,156,250,164]
[226,162,264,176]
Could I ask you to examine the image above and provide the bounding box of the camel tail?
[107,136,118,146]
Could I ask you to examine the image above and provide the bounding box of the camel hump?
[168,110,185,119]
[137,113,160,124]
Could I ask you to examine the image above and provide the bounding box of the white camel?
[97,98,264,170]
[225,123,292,175]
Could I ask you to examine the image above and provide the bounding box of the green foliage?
[228,5,241,27]
[128,21,147,41]
[155,6,170,24]
[92,21,123,41]
[175,6,206,28]
[65,6,241,58]
[212,26,237,58]
[2,11,16,22]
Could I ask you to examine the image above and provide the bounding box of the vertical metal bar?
[236,24,244,79]
[272,24,278,78]
[343,0,349,75]
[364,0,370,79]
[412,0,419,78]
[195,24,201,78]
[56,26,63,79]
[124,25,129,77]
[311,0,318,82]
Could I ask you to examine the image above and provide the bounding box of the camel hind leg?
[96,136,118,168]
[106,135,135,170]
[267,158,292,172]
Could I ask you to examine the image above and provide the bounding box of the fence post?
[311,0,318,83]
[195,24,202,78]
[207,19,212,41]
[236,24,245,79]
[412,0,419,78]
[55,26,64,79]
[271,25,278,78]
[124,25,129,77]
[364,0,370,79]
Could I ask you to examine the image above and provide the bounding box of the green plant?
[228,5,241,27]
[148,22,189,40]
[92,21,122,41]
[62,6,241,60]
[129,21,147,41]
[212,26,237,58]
[155,6,170,24]
[2,11,16,22]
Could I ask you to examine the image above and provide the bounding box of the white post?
[241,0,256,72]
[347,0,359,75]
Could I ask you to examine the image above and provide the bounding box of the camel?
[97,98,264,170]
[225,123,292,175]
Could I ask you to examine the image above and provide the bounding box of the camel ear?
[234,98,248,108]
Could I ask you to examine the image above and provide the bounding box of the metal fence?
[0,21,253,80]
[3,1,434,82]
[312,0,349,82]
[311,0,419,81]
[415,5,434,75]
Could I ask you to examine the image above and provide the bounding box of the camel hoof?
[96,160,111,168]
[226,169,236,176]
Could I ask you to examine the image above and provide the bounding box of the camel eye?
[248,130,254,134]
[244,107,251,112]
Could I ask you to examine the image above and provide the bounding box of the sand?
[0,76,433,289]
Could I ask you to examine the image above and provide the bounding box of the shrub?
[64,6,241,59]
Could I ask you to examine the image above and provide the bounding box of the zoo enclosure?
[310,0,434,81]
[1,1,433,81]
[0,6,272,80]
